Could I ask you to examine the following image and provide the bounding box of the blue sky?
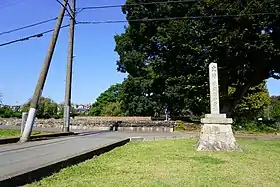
[0,0,279,105]
[0,0,127,105]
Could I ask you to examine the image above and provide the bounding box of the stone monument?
[196,63,241,151]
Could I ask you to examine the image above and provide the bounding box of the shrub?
[175,120,186,131]
[233,117,280,133]
[175,120,200,131]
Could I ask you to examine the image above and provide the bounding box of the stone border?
[0,132,74,145]
[74,116,152,121]
[70,126,175,132]
[0,118,176,129]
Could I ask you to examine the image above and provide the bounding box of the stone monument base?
[196,114,242,151]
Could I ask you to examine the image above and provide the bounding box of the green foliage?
[271,103,280,120]
[233,118,280,133]
[120,77,157,116]
[234,82,271,118]
[174,120,185,131]
[270,96,280,120]
[90,84,125,116]
[0,107,13,118]
[115,0,280,117]
[100,102,123,116]
[0,129,46,138]
[174,120,200,131]
[0,107,22,118]
[12,111,22,118]
[22,97,58,119]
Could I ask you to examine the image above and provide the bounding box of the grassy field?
[0,129,46,138]
[27,139,280,187]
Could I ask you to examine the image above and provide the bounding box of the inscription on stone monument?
[209,63,220,114]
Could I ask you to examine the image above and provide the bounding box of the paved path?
[0,131,195,184]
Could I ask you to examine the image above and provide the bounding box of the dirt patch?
[234,133,280,140]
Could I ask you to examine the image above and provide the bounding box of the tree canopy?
[0,106,21,118]
[114,0,280,117]
[89,84,124,116]
[22,97,58,119]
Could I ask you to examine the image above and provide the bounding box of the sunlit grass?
[27,138,280,187]
[0,129,47,138]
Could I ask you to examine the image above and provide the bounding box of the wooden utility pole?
[19,0,69,142]
[63,0,76,132]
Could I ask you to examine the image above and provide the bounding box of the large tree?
[115,0,280,117]
[90,84,124,116]
[22,97,58,119]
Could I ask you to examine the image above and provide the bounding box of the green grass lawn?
[0,129,46,138]
[27,139,280,187]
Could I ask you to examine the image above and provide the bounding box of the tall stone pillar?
[196,63,241,151]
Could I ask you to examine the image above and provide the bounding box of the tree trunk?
[220,101,233,117]
[232,83,251,108]
[221,83,251,117]
[220,72,231,116]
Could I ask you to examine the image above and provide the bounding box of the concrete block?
[201,117,233,124]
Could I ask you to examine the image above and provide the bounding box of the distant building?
[72,104,91,114]
[10,105,21,112]
[0,104,22,112]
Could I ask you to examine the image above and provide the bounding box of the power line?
[0,0,246,37]
[55,0,74,20]
[0,1,72,37]
[0,24,69,47]
[0,17,58,36]
[78,12,279,25]
[0,0,277,37]
[0,14,76,37]
[0,0,79,37]
[78,0,198,10]
[1,1,187,42]
[0,0,74,37]
[0,12,278,47]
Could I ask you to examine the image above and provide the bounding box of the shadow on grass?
[189,156,226,164]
